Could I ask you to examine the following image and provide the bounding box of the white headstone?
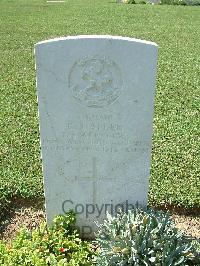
[35,35,158,237]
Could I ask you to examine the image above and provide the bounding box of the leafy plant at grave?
[191,241,200,264]
[95,208,199,265]
[0,211,95,265]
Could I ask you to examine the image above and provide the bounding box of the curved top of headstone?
[35,35,158,47]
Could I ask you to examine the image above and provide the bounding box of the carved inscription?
[42,114,151,154]
[69,56,122,108]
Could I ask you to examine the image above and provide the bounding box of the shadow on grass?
[153,203,200,216]
[0,196,45,240]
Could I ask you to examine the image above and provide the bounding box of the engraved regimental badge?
[69,56,122,108]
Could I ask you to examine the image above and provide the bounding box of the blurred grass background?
[0,0,199,214]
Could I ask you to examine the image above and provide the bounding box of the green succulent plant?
[95,209,199,266]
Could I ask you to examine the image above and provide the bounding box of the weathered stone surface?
[35,35,158,237]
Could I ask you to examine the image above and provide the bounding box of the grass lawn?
[0,0,199,215]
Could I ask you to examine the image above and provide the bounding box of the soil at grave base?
[0,198,199,242]
[0,197,46,242]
